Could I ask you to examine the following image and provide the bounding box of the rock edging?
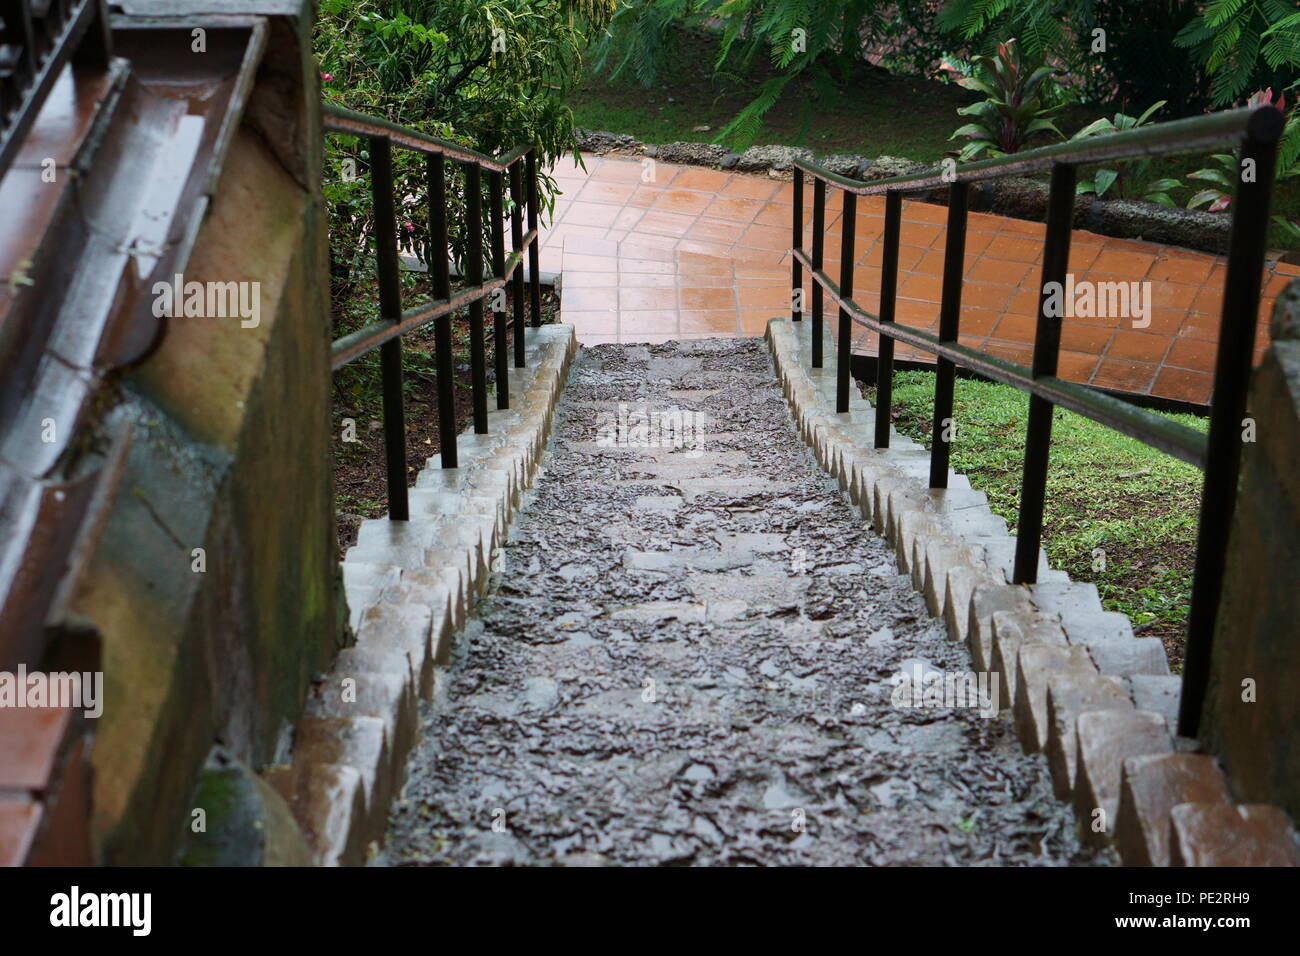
[262,324,579,865]
[766,315,1300,866]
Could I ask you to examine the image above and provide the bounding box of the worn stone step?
[989,610,1068,705]
[305,667,418,782]
[1116,753,1231,866]
[354,513,494,552]
[1045,670,1135,799]
[345,528,483,587]
[264,762,368,867]
[1028,579,1106,619]
[965,582,1034,673]
[291,717,392,852]
[1056,609,1170,677]
[1013,643,1096,754]
[1072,709,1172,849]
[354,601,436,700]
[1170,803,1300,866]
[341,562,401,631]
[1127,674,1183,734]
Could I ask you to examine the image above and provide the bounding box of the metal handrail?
[324,102,543,521]
[0,0,112,177]
[794,105,1283,195]
[792,104,1285,739]
[323,103,528,173]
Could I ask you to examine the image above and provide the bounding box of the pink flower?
[405,223,415,234]
[320,72,333,84]
[1248,88,1286,113]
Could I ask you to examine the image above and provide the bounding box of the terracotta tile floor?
[543,154,1300,404]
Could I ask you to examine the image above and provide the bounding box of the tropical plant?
[316,0,615,303]
[1174,0,1300,106]
[1186,88,1300,214]
[1070,101,1183,206]
[948,38,1064,161]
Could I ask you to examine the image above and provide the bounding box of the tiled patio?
[541,154,1300,405]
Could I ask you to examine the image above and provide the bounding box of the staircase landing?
[542,154,1300,406]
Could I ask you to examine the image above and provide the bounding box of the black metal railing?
[791,105,1285,738]
[323,103,543,522]
[0,0,112,177]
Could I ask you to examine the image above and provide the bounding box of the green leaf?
[1187,188,1228,209]
[1071,117,1115,140]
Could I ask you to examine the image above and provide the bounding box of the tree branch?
[440,42,494,99]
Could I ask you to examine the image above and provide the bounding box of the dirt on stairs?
[378,338,1105,866]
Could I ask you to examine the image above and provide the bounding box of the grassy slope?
[862,371,1207,670]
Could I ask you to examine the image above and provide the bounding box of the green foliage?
[1071,101,1182,205]
[1175,0,1300,105]
[948,38,1063,160]
[1185,87,1300,242]
[315,0,613,302]
[592,0,949,149]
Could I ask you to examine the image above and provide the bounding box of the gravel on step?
[377,338,1106,867]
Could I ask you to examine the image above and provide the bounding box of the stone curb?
[766,316,1299,866]
[265,324,579,866]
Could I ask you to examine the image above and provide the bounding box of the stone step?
[1116,753,1231,866]
[1013,643,1095,754]
[1170,804,1300,866]
[264,762,368,867]
[989,610,1068,706]
[1072,708,1172,849]
[1045,670,1134,799]
[290,717,392,853]
[1128,674,1183,734]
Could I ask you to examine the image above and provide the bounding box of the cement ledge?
[766,316,1300,867]
[265,324,579,865]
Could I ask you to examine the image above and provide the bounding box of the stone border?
[576,129,1242,257]
[263,324,579,866]
[766,316,1300,865]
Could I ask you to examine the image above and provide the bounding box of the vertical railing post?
[509,160,527,368]
[1179,107,1283,738]
[874,190,902,448]
[836,189,857,412]
[489,169,509,410]
[1013,163,1076,582]
[74,0,113,69]
[811,178,826,368]
[525,150,542,327]
[465,162,489,434]
[428,154,457,468]
[928,181,969,489]
[369,136,408,520]
[792,166,803,322]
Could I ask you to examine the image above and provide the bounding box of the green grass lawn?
[860,370,1209,670]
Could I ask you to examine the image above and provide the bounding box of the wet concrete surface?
[378,338,1107,866]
